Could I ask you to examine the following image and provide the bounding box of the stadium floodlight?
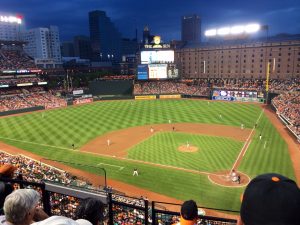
[217,27,230,35]
[205,29,217,37]
[230,25,244,34]
[0,15,22,24]
[244,24,260,33]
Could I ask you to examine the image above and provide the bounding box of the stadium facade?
[176,36,300,79]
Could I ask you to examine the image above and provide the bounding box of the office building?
[181,14,201,43]
[73,35,92,60]
[22,26,62,68]
[61,41,75,57]
[89,10,122,62]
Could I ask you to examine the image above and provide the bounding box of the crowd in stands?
[0,76,43,85]
[0,86,43,96]
[268,79,300,93]
[0,152,93,187]
[0,50,36,70]
[0,151,147,223]
[133,78,300,96]
[272,91,300,138]
[0,86,67,112]
[134,81,210,96]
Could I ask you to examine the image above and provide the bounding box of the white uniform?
[133,169,139,176]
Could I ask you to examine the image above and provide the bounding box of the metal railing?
[0,178,237,225]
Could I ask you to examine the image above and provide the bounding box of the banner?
[135,95,156,100]
[73,98,93,105]
[160,94,181,99]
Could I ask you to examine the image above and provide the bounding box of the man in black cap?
[175,200,198,225]
[238,173,300,225]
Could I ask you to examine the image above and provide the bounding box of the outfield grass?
[0,100,295,211]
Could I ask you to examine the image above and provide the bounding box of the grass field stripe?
[97,162,124,170]
[0,136,74,151]
[82,149,212,175]
[231,109,264,172]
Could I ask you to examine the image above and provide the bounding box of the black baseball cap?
[240,173,300,225]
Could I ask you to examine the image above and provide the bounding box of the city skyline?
[1,0,300,42]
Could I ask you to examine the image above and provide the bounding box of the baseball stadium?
[1,12,300,225]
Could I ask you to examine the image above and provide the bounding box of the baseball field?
[0,99,295,211]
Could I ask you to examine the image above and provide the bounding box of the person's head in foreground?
[75,197,105,225]
[3,189,40,225]
[239,173,300,225]
[180,200,198,224]
[31,215,92,225]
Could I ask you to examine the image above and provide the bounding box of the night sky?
[1,0,300,42]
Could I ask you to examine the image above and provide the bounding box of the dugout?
[88,80,133,96]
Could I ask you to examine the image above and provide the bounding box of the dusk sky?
[1,0,300,42]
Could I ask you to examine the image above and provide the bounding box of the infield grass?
[0,100,295,211]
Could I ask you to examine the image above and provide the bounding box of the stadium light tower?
[204,23,261,37]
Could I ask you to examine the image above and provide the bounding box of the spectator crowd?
[1,150,300,225]
[133,81,210,96]
[134,78,300,96]
[272,91,300,138]
[0,86,67,112]
[0,49,36,70]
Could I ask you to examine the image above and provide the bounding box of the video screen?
[148,64,167,79]
[212,90,258,101]
[141,50,174,64]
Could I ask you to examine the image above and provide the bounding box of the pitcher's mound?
[178,145,198,152]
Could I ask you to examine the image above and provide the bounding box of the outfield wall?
[0,106,44,117]
[89,80,134,96]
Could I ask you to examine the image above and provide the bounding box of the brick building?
[176,35,300,79]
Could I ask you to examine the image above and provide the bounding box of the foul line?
[0,136,75,151]
[97,162,124,170]
[230,109,264,172]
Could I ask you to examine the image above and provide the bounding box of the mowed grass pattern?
[0,100,295,211]
[128,132,243,172]
[0,100,259,148]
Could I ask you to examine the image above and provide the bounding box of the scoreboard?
[137,45,179,80]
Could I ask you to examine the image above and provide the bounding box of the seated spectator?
[0,164,17,215]
[175,200,198,225]
[1,189,48,225]
[75,198,105,225]
[239,173,300,225]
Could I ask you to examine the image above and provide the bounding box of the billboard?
[212,90,260,102]
[137,65,148,80]
[141,50,174,64]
